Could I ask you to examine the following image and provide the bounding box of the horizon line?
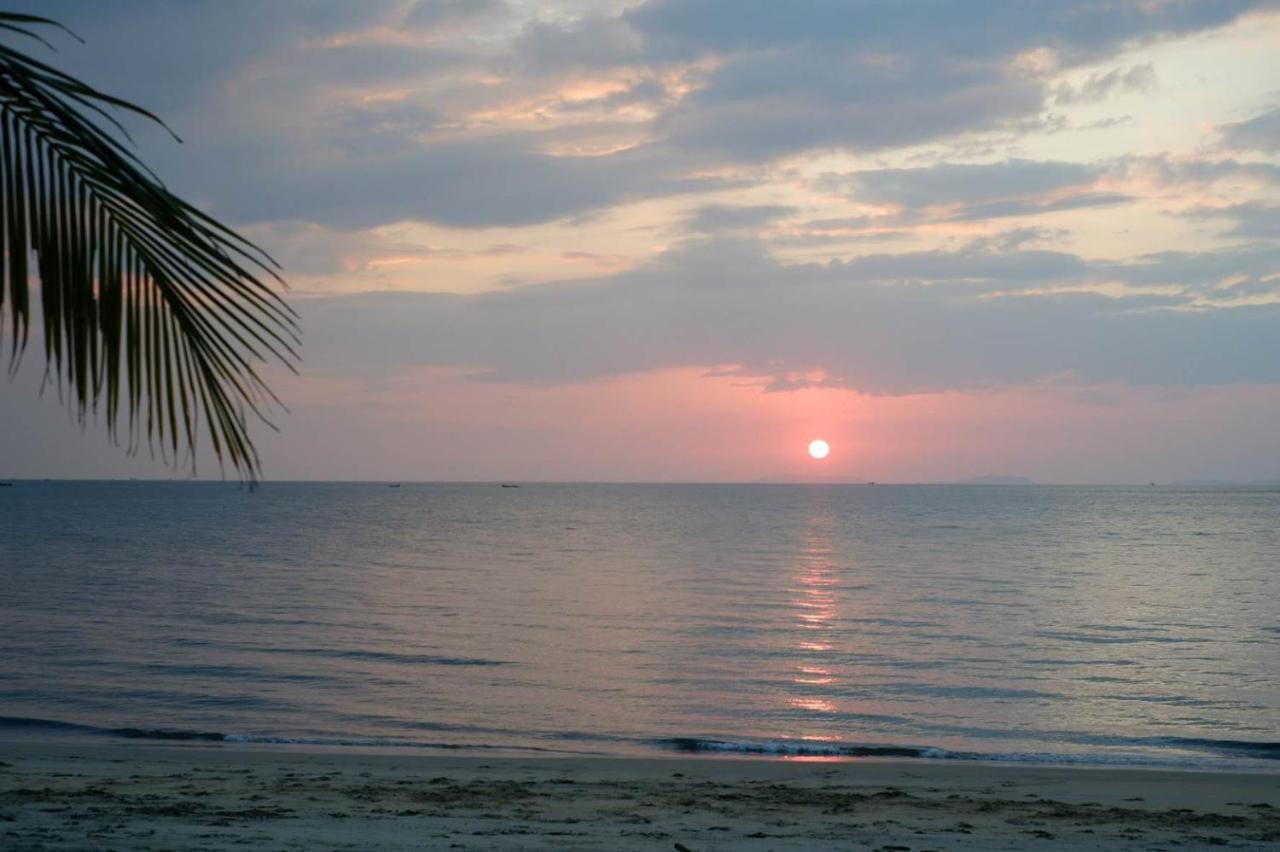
[5,477,1276,488]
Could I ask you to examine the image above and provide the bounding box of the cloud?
[1079,114,1134,131]
[1183,202,1280,240]
[299,236,1280,394]
[402,0,506,32]
[829,160,1102,208]
[512,15,647,74]
[318,99,443,157]
[1053,63,1157,105]
[820,159,1120,221]
[812,154,1280,231]
[192,136,732,230]
[245,222,531,278]
[8,0,404,113]
[622,0,1268,160]
[964,227,1071,253]
[686,204,798,233]
[13,0,1273,235]
[626,1,1267,62]
[654,50,1044,160]
[1220,106,1280,153]
[1096,245,1280,299]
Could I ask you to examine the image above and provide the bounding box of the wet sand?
[1,741,1277,850]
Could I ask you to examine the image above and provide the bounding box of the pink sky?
[2,1,1279,483]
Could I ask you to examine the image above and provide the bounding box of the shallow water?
[2,482,1277,767]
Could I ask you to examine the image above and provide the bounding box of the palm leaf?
[0,12,297,483]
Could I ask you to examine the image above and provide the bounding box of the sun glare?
[808,439,830,459]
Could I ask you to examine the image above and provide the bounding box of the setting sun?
[808,439,830,459]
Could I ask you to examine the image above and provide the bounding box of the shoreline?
[3,740,1278,850]
[6,715,1278,771]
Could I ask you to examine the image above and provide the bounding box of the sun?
[808,439,830,460]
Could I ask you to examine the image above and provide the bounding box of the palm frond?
[0,12,297,483]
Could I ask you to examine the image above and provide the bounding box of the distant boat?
[388,483,401,488]
[501,484,520,488]
[0,482,13,487]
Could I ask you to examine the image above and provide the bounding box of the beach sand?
[1,742,1277,850]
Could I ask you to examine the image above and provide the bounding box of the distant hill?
[955,475,1035,485]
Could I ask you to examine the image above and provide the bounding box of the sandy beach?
[1,742,1277,850]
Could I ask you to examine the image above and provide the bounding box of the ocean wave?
[0,716,586,754]
[658,736,1280,765]
[220,734,570,752]
[264,648,512,667]
[0,716,103,735]
[660,738,943,758]
[1143,737,1280,760]
[114,727,226,741]
[0,716,224,742]
[4,716,1276,767]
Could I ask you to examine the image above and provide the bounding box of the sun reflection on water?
[787,696,838,713]
[787,513,843,717]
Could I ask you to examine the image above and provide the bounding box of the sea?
[1,481,1277,769]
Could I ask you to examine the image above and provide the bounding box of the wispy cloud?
[299,236,1280,393]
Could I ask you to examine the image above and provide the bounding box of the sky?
[1,0,1279,483]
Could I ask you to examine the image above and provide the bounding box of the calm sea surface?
[2,482,1277,768]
